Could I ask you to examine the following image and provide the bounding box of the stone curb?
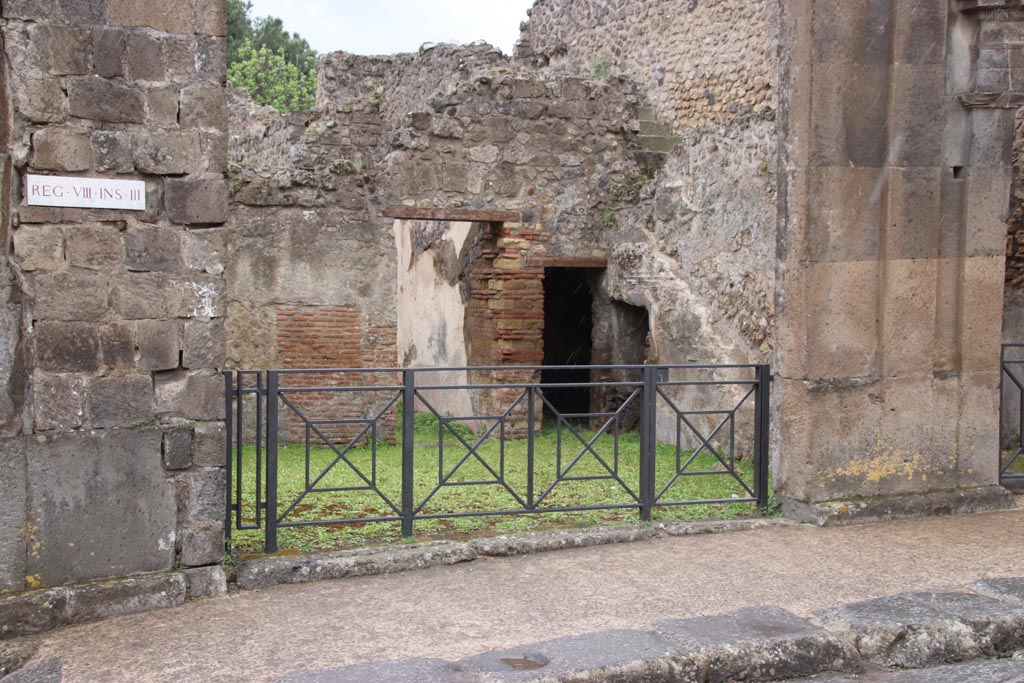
[0,573,185,641]
[272,578,1024,682]
[238,519,795,591]
[234,540,477,590]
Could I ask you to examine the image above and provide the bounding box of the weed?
[592,60,611,78]
[602,210,616,229]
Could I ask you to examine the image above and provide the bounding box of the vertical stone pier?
[775,0,1018,521]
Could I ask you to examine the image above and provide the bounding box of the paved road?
[22,506,1024,682]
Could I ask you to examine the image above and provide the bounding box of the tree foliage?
[228,41,317,113]
[226,0,317,113]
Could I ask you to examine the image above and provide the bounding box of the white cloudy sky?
[246,1,537,56]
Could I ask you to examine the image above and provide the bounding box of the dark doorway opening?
[542,267,597,417]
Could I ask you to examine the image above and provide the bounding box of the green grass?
[230,415,760,556]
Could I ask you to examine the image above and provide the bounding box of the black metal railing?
[1001,344,1024,484]
[225,364,771,553]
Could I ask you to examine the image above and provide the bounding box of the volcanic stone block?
[0,438,26,594]
[35,322,100,372]
[0,638,39,678]
[57,0,105,22]
[654,606,860,682]
[276,660,468,683]
[970,577,1024,606]
[192,421,225,467]
[176,468,224,526]
[197,37,227,82]
[11,76,66,123]
[146,86,181,127]
[180,84,228,131]
[155,370,222,420]
[881,259,938,377]
[33,372,85,431]
[12,226,63,272]
[125,227,181,272]
[179,521,222,567]
[100,322,136,368]
[194,0,226,36]
[0,589,68,639]
[165,178,228,225]
[25,428,175,586]
[183,319,225,368]
[184,565,227,599]
[805,260,880,381]
[809,63,889,167]
[132,132,201,176]
[66,573,185,624]
[110,273,174,319]
[162,426,191,470]
[182,228,226,275]
[92,27,126,79]
[163,36,197,83]
[87,374,154,428]
[885,167,942,260]
[32,24,90,76]
[68,76,145,124]
[457,630,696,682]
[31,128,92,172]
[107,0,194,33]
[137,319,180,371]
[91,130,133,173]
[66,225,122,271]
[960,257,1005,373]
[806,167,882,262]
[2,0,53,20]
[127,32,165,81]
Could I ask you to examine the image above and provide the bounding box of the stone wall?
[0,1,229,593]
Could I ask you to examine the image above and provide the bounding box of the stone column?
[774,0,1016,521]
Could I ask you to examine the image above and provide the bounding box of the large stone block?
[100,322,136,368]
[192,421,225,468]
[33,372,86,431]
[145,86,181,127]
[109,272,175,319]
[888,63,946,168]
[155,370,222,420]
[124,227,181,272]
[56,0,106,23]
[0,438,26,594]
[34,322,100,372]
[881,259,937,377]
[196,37,227,83]
[886,167,942,260]
[25,429,175,586]
[31,128,92,172]
[176,468,224,526]
[966,166,1013,258]
[132,132,201,175]
[68,77,145,124]
[810,0,893,65]
[107,0,194,33]
[809,63,890,167]
[174,277,225,319]
[179,84,228,131]
[162,426,192,470]
[91,131,133,173]
[87,374,154,428]
[165,178,228,225]
[32,24,90,76]
[11,77,66,124]
[182,228,225,275]
[805,260,880,381]
[806,167,882,262]
[65,225,122,271]
[179,522,222,567]
[136,319,180,371]
[32,271,110,322]
[92,27,127,79]
[163,36,198,83]
[12,226,63,272]
[956,371,1001,488]
[126,32,165,82]
[183,319,225,368]
[960,256,1005,374]
[194,0,226,36]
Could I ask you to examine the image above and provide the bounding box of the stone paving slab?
[275,659,473,683]
[971,577,1024,607]
[812,592,1024,668]
[654,606,860,682]
[781,657,1024,682]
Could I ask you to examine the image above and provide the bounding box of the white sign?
[25,175,146,211]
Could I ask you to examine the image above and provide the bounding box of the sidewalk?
[13,505,1024,682]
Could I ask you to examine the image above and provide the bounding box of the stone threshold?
[269,577,1024,683]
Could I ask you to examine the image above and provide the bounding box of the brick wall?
[276,306,397,443]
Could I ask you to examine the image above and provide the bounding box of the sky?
[246,0,537,57]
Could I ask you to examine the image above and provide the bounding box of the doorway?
[542,267,598,416]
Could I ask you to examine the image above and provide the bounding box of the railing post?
[639,365,657,522]
[265,371,280,554]
[401,369,416,538]
[754,364,771,510]
[527,386,536,510]
[223,371,234,546]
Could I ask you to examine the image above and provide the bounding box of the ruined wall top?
[518,0,778,131]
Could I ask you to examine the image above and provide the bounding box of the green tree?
[226,0,318,113]
[228,41,317,113]
[226,0,253,66]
